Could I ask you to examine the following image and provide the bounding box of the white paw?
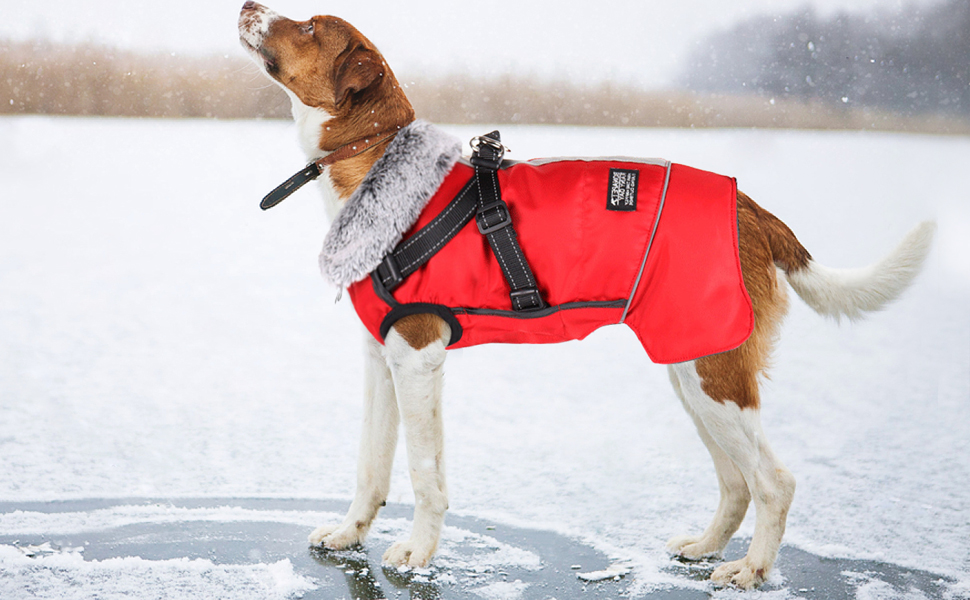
[381,539,436,568]
[666,534,722,560]
[710,558,768,589]
[308,522,365,550]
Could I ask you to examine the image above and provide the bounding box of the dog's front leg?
[381,325,448,568]
[309,334,400,549]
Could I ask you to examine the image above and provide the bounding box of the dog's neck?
[288,78,415,221]
[317,120,462,289]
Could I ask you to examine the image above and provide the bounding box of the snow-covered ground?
[1,116,967,599]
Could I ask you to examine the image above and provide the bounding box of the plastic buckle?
[377,254,403,290]
[476,201,512,235]
[510,288,544,311]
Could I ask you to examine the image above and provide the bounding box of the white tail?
[785,221,936,321]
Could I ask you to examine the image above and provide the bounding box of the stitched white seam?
[492,171,535,287]
[399,186,468,253]
[505,228,535,287]
[399,206,477,272]
[476,167,536,309]
[492,232,517,295]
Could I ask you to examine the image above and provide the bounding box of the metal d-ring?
[470,135,508,161]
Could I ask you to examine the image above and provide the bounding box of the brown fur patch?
[393,313,448,350]
[739,191,812,273]
[327,138,398,199]
[257,12,414,201]
[695,192,792,409]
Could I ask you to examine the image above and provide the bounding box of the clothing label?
[607,169,638,211]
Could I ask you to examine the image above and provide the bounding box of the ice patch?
[0,546,316,600]
[0,504,545,587]
[0,504,341,536]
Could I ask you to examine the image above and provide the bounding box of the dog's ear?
[333,44,384,106]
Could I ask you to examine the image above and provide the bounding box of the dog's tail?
[754,198,936,320]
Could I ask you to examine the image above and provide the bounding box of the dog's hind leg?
[668,360,795,589]
[309,334,401,549]
[664,191,795,587]
[666,365,751,560]
[380,320,449,568]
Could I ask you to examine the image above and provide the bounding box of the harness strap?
[470,131,545,311]
[375,130,545,312]
[375,177,479,290]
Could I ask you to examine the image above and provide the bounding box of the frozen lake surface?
[1,117,967,599]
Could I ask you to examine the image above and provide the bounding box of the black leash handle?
[260,162,321,210]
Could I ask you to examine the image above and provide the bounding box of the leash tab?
[259,124,409,210]
[260,161,322,210]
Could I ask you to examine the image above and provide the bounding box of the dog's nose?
[242,1,257,10]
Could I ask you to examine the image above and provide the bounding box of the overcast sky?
[2,0,938,88]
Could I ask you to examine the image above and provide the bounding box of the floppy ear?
[333,45,384,106]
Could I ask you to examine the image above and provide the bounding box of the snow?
[472,579,530,600]
[576,562,633,582]
[0,504,339,536]
[1,116,968,599]
[0,544,317,600]
[0,502,548,599]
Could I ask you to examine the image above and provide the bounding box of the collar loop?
[259,124,409,210]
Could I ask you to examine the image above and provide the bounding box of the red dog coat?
[347,157,753,364]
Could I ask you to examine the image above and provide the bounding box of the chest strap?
[375,130,546,312]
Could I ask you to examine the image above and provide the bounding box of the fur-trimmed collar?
[318,120,462,289]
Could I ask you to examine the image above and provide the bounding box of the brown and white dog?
[238,2,934,589]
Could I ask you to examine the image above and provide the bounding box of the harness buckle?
[510,287,544,311]
[376,254,403,291]
[476,201,512,235]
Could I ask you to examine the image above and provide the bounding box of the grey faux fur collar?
[318,120,462,289]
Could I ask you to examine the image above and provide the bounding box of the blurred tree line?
[2,3,969,135]
[0,39,289,118]
[683,0,969,117]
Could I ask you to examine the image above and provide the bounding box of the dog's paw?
[381,539,435,568]
[308,524,336,546]
[710,558,768,590]
[308,523,364,550]
[666,534,722,561]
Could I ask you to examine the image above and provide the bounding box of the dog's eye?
[303,22,314,35]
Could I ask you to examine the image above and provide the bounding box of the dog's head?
[238,2,413,150]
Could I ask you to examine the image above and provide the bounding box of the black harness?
[374,131,545,311]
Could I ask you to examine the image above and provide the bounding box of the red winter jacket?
[348,157,753,364]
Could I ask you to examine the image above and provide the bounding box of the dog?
[238,2,934,589]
